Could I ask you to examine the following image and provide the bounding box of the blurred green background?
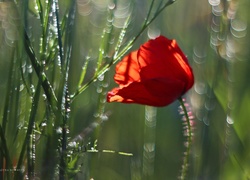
[0,0,250,179]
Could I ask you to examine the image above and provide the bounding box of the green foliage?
[0,0,250,179]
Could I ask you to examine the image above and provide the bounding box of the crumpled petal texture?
[107,35,194,107]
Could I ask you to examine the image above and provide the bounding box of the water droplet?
[147,27,161,39]
[41,122,47,127]
[102,82,109,88]
[98,74,104,81]
[211,22,220,33]
[68,141,77,148]
[77,0,92,16]
[193,47,206,64]
[108,2,116,10]
[30,84,35,94]
[212,5,223,16]
[101,98,106,103]
[27,65,33,73]
[19,84,24,91]
[96,86,102,93]
[100,114,108,121]
[210,34,220,48]
[226,115,234,124]
[56,127,62,134]
[209,0,220,6]
[42,94,47,100]
[231,19,247,38]
[93,112,99,118]
[194,82,207,95]
[143,143,155,153]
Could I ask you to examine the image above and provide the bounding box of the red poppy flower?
[107,35,194,107]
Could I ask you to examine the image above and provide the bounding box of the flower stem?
[178,98,192,180]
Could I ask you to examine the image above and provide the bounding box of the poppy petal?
[137,36,173,67]
[140,62,193,94]
[114,50,141,86]
[138,36,194,93]
[107,78,185,107]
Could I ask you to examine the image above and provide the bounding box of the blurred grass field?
[0,0,250,179]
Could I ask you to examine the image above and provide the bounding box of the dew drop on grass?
[56,127,62,134]
[98,74,104,81]
[100,114,108,121]
[42,94,47,100]
[66,108,71,113]
[143,143,155,153]
[30,84,35,94]
[97,86,102,93]
[100,98,106,103]
[27,65,33,73]
[67,150,73,157]
[102,82,109,88]
[226,115,234,124]
[41,122,47,127]
[68,141,76,148]
[19,84,24,91]
[93,112,99,118]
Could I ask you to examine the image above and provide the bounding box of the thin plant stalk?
[54,0,64,72]
[143,106,157,178]
[56,1,76,179]
[178,98,192,180]
[23,32,58,108]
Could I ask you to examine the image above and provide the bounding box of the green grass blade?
[15,80,42,180]
[0,125,12,180]
[23,32,58,107]
[95,4,115,76]
[143,0,156,27]
[54,0,64,72]
[96,30,107,76]
[113,13,132,61]
[2,48,15,132]
[62,0,76,80]
[77,56,90,88]
[35,0,44,27]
